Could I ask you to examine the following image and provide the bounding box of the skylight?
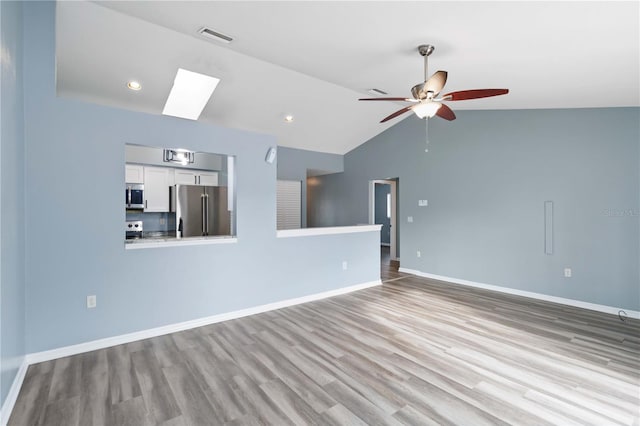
[162,68,220,120]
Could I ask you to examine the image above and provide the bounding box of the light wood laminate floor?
[9,264,639,425]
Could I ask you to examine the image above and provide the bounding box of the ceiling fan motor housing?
[418,44,434,57]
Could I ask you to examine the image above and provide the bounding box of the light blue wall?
[374,183,390,244]
[311,108,640,311]
[277,146,343,228]
[0,0,26,410]
[23,2,379,354]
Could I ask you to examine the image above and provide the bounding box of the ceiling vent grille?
[368,88,388,95]
[198,27,233,44]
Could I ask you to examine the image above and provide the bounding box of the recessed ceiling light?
[284,115,294,123]
[127,80,142,91]
[162,68,220,121]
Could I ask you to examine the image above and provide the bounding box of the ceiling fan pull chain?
[425,117,430,153]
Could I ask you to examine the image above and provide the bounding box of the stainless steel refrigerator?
[170,185,231,238]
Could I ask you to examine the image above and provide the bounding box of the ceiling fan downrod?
[418,44,434,83]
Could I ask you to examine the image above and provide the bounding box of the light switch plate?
[418,200,428,207]
[407,216,414,223]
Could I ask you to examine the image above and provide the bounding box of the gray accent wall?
[310,108,640,311]
[20,2,379,355]
[1,0,26,410]
[277,147,343,228]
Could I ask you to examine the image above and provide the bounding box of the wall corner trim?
[398,268,640,319]
[0,358,28,426]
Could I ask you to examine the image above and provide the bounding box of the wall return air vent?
[198,27,233,44]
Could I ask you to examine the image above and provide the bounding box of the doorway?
[369,179,398,263]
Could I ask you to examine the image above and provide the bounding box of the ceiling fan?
[359,45,509,123]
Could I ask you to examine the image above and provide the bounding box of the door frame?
[369,179,398,260]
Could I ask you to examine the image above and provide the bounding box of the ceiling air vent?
[198,27,233,44]
[367,88,388,96]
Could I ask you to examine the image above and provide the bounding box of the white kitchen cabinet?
[198,171,218,186]
[174,170,197,185]
[173,169,218,186]
[125,164,144,184]
[143,166,170,212]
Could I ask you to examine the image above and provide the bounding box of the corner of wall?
[0,0,27,416]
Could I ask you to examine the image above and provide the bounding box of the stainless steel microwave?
[126,184,144,210]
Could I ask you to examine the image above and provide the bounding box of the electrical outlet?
[342,261,348,270]
[87,295,97,309]
[564,268,572,278]
[418,200,428,207]
[417,250,421,258]
[159,217,166,225]
[407,216,414,223]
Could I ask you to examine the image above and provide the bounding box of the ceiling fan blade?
[380,106,413,123]
[359,97,414,102]
[435,103,456,121]
[424,70,448,96]
[442,89,509,101]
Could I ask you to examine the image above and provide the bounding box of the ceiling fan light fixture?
[413,101,442,119]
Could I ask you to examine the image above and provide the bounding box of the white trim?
[125,237,237,250]
[369,179,397,260]
[398,268,640,319]
[0,358,28,426]
[25,279,381,365]
[277,225,381,238]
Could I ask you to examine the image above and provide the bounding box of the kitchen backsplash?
[126,212,176,232]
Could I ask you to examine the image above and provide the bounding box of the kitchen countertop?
[125,234,237,249]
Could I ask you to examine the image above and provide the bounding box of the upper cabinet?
[173,170,218,186]
[144,166,170,212]
[125,164,144,184]
[198,171,218,186]
[174,169,197,185]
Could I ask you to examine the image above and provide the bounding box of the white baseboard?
[26,279,382,365]
[398,268,640,319]
[0,279,380,423]
[1,358,28,426]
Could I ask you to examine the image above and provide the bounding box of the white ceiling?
[56,1,639,155]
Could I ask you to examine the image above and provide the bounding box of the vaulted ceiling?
[56,1,639,154]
